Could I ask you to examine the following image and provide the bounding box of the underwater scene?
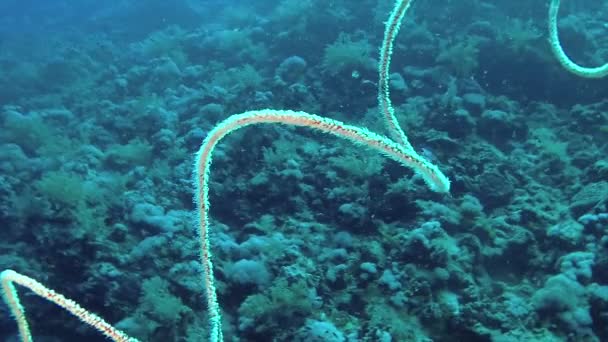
[1,0,608,341]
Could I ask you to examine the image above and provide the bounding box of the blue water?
[1,1,607,341]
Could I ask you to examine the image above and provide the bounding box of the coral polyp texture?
[548,0,608,78]
[1,0,607,341]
